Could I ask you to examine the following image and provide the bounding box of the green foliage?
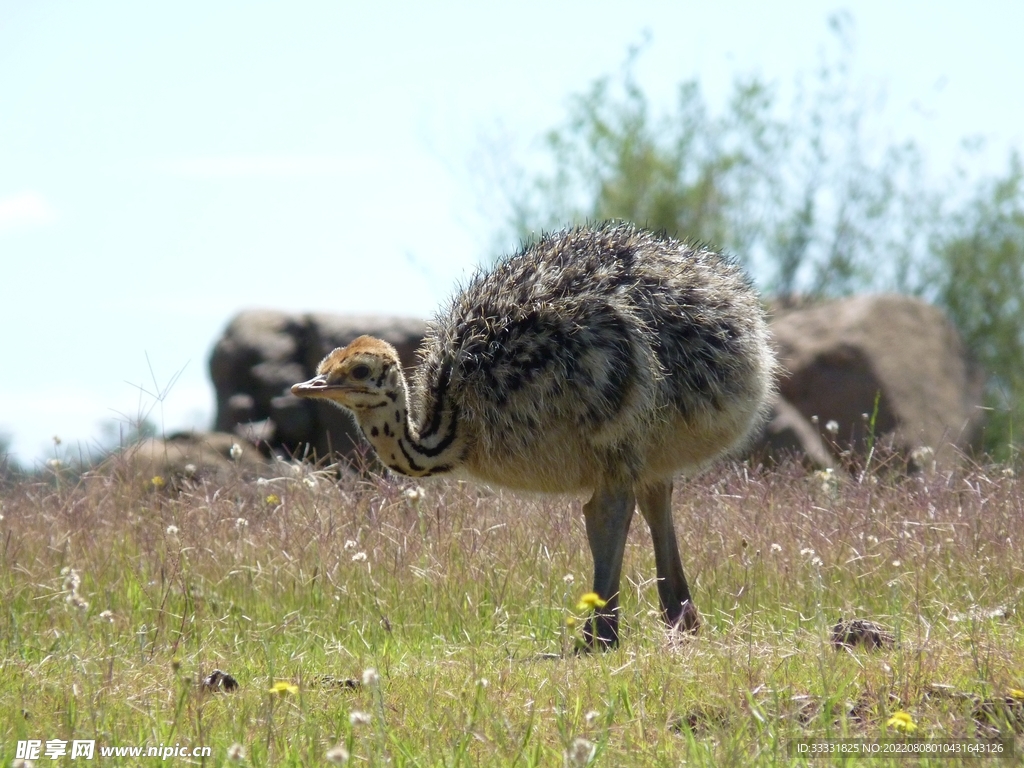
[496,16,930,302]
[518,69,782,258]
[930,155,1024,461]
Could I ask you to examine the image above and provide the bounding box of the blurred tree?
[490,14,931,302]
[929,155,1024,461]
[511,71,781,259]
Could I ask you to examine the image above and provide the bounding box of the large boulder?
[755,396,836,469]
[762,294,985,467]
[209,311,426,463]
[109,431,268,488]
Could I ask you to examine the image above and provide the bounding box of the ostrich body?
[292,222,776,647]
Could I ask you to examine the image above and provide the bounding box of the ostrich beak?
[291,375,331,398]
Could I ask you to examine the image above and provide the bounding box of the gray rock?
[251,360,308,401]
[110,431,268,487]
[756,294,985,468]
[226,393,256,424]
[756,397,835,469]
[210,310,310,433]
[270,393,315,446]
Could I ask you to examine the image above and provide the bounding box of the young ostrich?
[292,222,776,648]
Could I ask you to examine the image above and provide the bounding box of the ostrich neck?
[352,371,462,478]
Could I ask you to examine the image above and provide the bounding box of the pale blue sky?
[2,1,1022,464]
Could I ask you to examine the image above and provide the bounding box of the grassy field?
[1,454,1022,766]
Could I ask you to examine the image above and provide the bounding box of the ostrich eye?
[350,364,372,381]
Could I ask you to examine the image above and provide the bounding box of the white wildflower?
[584,709,600,725]
[344,539,358,550]
[226,743,245,763]
[61,566,88,609]
[349,710,372,726]
[362,667,380,686]
[229,442,243,461]
[825,420,839,435]
[403,486,425,503]
[98,610,114,623]
[351,551,368,562]
[815,467,839,495]
[565,737,596,767]
[166,524,179,536]
[62,568,81,593]
[563,573,575,585]
[770,543,782,553]
[235,517,249,530]
[183,463,197,477]
[910,446,934,465]
[800,548,815,557]
[325,744,350,764]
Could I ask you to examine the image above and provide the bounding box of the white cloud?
[0,191,56,231]
[152,154,376,178]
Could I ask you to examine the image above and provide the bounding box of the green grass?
[1,458,1022,766]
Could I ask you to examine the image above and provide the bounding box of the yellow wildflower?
[565,616,577,628]
[1009,689,1024,700]
[151,475,166,488]
[576,592,607,611]
[269,680,299,696]
[265,494,281,505]
[886,710,917,734]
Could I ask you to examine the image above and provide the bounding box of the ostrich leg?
[636,480,700,633]
[582,486,636,648]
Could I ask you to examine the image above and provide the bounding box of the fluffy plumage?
[293,222,777,647]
